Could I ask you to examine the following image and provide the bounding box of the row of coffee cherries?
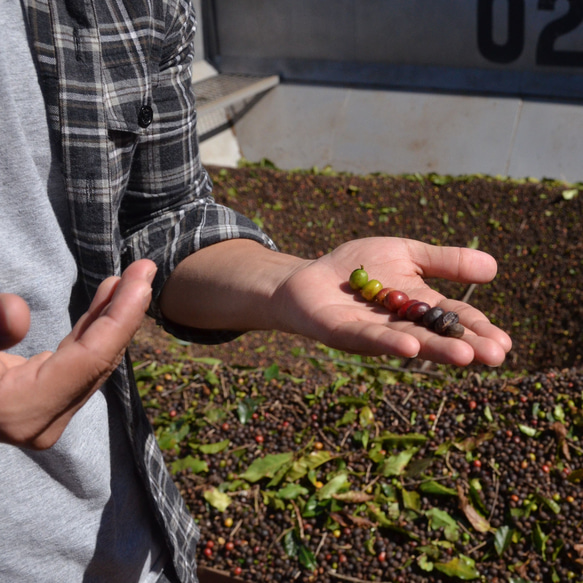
[349,266,465,338]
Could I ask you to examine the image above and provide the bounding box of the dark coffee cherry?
[405,301,430,322]
[422,306,445,328]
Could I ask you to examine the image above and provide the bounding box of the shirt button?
[138,105,153,128]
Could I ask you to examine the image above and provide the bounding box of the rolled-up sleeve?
[120,0,276,344]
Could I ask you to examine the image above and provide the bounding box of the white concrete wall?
[232,84,583,182]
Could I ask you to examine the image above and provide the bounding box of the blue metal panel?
[202,0,583,101]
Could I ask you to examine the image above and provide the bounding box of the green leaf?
[467,236,480,250]
[534,493,561,515]
[331,374,350,392]
[204,407,227,423]
[222,479,246,492]
[190,357,223,366]
[380,447,418,477]
[298,545,318,571]
[567,468,583,483]
[263,363,280,381]
[332,490,373,503]
[374,431,428,447]
[468,478,487,515]
[302,495,328,518]
[518,424,538,437]
[317,473,350,500]
[276,483,310,500]
[170,455,208,475]
[426,508,460,542]
[203,488,232,512]
[494,525,514,557]
[417,554,434,572]
[337,395,369,407]
[435,441,453,456]
[553,403,565,423]
[359,405,375,427]
[262,490,286,511]
[368,443,385,463]
[454,432,494,452]
[458,485,492,533]
[204,370,219,386]
[336,408,357,428]
[199,439,230,454]
[532,522,549,558]
[283,531,317,571]
[402,489,421,512]
[266,460,294,488]
[419,480,457,496]
[283,530,298,558]
[404,457,434,478]
[434,555,480,579]
[237,397,259,424]
[366,502,395,528]
[156,422,190,451]
[286,451,334,482]
[361,429,370,450]
[240,452,294,483]
[562,188,579,200]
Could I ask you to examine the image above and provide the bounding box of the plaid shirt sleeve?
[117,0,277,344]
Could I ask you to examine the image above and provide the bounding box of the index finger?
[411,242,499,284]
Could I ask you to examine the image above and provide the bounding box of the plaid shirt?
[21,0,275,581]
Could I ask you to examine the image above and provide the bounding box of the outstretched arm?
[159,237,511,367]
[0,260,156,449]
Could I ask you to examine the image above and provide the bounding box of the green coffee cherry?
[361,279,383,301]
[349,266,369,290]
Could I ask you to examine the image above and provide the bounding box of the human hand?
[274,237,511,366]
[0,259,156,449]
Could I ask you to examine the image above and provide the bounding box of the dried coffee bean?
[443,322,465,338]
[432,311,459,334]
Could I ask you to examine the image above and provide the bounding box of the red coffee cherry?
[397,299,420,319]
[383,290,409,312]
[405,301,431,322]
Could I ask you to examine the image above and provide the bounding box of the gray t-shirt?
[0,2,167,581]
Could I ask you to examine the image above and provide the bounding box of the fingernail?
[142,288,153,310]
[146,267,157,284]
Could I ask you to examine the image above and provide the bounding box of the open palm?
[275,237,512,366]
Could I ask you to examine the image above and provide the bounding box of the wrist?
[159,240,307,333]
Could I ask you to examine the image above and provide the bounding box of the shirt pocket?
[97,4,163,133]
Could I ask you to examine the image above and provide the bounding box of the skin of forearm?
[159,239,307,333]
